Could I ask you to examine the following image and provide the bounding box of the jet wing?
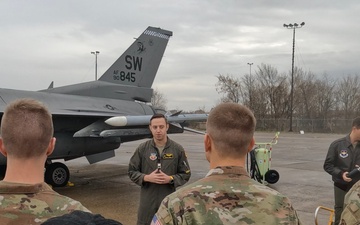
[73,113,208,138]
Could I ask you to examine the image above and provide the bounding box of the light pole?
[247,62,253,109]
[283,22,305,132]
[91,51,100,80]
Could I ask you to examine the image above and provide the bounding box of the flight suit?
[128,137,191,225]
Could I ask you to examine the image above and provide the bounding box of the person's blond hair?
[0,98,53,158]
[206,103,256,157]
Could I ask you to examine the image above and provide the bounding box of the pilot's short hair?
[150,114,168,124]
[0,98,53,158]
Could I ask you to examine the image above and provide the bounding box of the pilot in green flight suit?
[128,114,191,225]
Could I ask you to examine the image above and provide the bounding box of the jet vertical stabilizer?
[99,26,172,88]
[41,26,172,102]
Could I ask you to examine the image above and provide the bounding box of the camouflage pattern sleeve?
[151,197,176,225]
[340,182,360,224]
[0,184,90,224]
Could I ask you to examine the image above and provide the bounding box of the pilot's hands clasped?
[144,169,172,184]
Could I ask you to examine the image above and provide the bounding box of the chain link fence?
[256,118,352,133]
[190,118,353,133]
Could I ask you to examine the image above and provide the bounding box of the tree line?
[216,63,360,133]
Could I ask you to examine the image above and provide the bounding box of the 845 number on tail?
[113,71,136,82]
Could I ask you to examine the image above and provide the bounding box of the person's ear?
[247,137,255,153]
[0,138,7,157]
[204,134,212,153]
[46,137,56,156]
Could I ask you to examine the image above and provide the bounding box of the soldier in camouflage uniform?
[151,103,302,225]
[0,99,89,224]
[340,180,360,224]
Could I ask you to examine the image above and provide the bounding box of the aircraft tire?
[45,162,70,187]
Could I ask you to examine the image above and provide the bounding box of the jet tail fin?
[99,26,172,88]
[40,27,172,102]
[48,81,54,89]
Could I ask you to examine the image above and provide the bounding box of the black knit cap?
[41,211,123,225]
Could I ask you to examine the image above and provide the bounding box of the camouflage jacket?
[0,181,90,225]
[340,180,360,224]
[152,166,302,225]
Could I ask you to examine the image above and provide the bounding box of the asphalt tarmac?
[54,131,343,225]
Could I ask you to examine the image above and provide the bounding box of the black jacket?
[324,134,360,191]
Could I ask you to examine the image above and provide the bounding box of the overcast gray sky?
[1,1,359,111]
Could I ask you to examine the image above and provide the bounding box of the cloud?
[0,0,360,111]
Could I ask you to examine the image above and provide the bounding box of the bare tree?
[250,81,268,120]
[314,74,336,120]
[336,75,360,118]
[256,64,288,119]
[215,74,242,103]
[151,88,167,110]
[296,69,317,119]
[213,62,360,132]
[241,73,256,109]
